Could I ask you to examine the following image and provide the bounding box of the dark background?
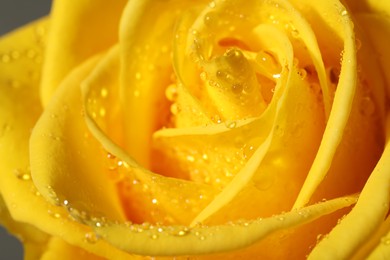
[0,0,52,259]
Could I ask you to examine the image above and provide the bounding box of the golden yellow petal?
[40,237,105,260]
[40,0,127,106]
[293,0,358,208]
[93,195,357,256]
[0,195,49,260]
[81,45,219,225]
[356,14,390,103]
[119,0,209,168]
[30,54,126,222]
[308,116,390,259]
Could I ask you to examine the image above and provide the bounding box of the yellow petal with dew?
[308,115,390,259]
[30,54,126,222]
[81,45,219,225]
[41,237,105,260]
[92,194,357,256]
[356,14,390,104]
[0,195,49,260]
[293,0,357,208]
[40,0,127,106]
[119,0,209,168]
[0,19,138,260]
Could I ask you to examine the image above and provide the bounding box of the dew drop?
[100,88,108,98]
[382,237,390,246]
[84,232,99,244]
[298,68,307,79]
[13,168,31,180]
[99,107,106,117]
[200,71,208,81]
[48,210,61,219]
[225,120,237,129]
[133,90,140,97]
[341,9,348,16]
[165,84,178,101]
[208,1,216,8]
[360,96,375,116]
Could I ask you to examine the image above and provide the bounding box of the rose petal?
[30,54,126,221]
[40,237,105,260]
[0,195,49,260]
[0,19,137,260]
[40,0,127,106]
[355,14,390,103]
[292,0,358,208]
[308,115,390,259]
[81,46,219,224]
[93,194,357,256]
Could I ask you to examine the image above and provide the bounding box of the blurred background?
[0,0,52,259]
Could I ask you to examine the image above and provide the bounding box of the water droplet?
[186,155,195,162]
[165,84,178,101]
[298,68,307,79]
[152,198,158,204]
[360,96,375,116]
[13,168,30,180]
[175,228,190,236]
[382,237,390,245]
[278,216,285,221]
[170,103,179,115]
[341,9,348,16]
[48,210,61,219]
[150,234,159,240]
[225,120,237,129]
[204,12,217,27]
[200,71,208,81]
[99,107,106,117]
[356,38,362,50]
[208,1,216,8]
[85,232,99,244]
[100,88,108,98]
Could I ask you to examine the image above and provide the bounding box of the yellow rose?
[0,0,389,259]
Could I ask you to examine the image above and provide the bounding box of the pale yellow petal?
[40,0,127,106]
[41,237,105,260]
[293,0,358,208]
[81,45,219,225]
[30,54,126,222]
[94,195,356,256]
[308,116,390,259]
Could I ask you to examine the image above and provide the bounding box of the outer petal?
[0,195,49,260]
[30,54,126,222]
[0,18,142,260]
[0,17,49,258]
[309,116,390,259]
[119,0,209,167]
[40,0,127,106]
[41,237,105,260]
